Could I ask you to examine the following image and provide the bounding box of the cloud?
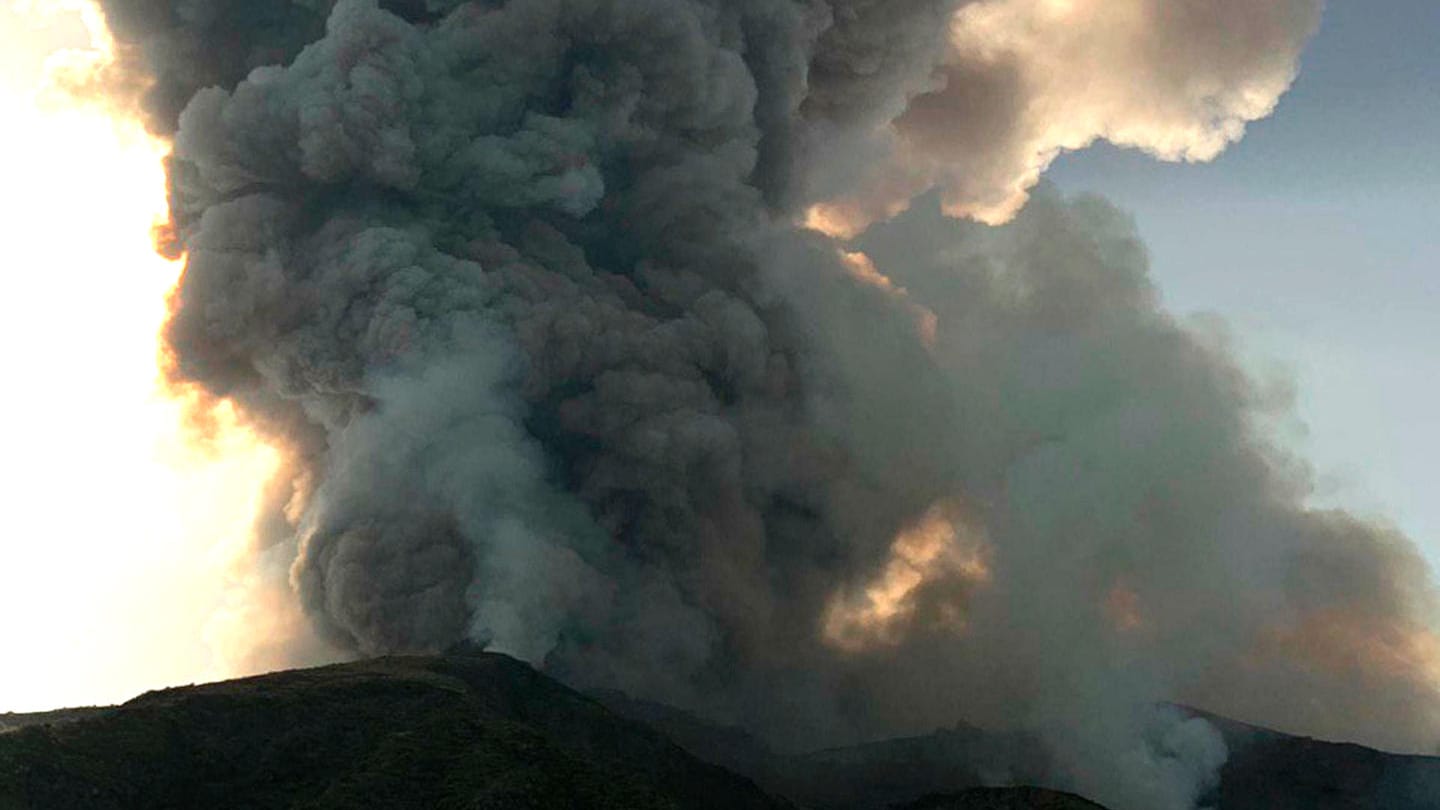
[805,0,1322,227]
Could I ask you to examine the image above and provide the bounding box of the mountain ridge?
[0,653,791,810]
[5,654,1439,809]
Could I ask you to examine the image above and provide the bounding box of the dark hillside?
[900,788,1109,809]
[1193,711,1440,810]
[0,653,789,810]
[0,708,109,734]
[8,654,1437,810]
[596,693,1440,810]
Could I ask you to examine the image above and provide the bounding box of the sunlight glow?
[824,503,992,652]
[0,4,279,712]
[838,250,939,349]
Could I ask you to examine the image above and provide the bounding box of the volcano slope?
[900,790,1109,810]
[0,653,791,810]
[594,689,1440,810]
[4,652,1438,809]
[0,652,1104,809]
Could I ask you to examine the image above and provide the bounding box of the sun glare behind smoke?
[0,7,278,712]
[825,503,992,652]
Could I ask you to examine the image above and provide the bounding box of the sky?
[0,3,279,712]
[0,3,85,91]
[1047,0,1440,569]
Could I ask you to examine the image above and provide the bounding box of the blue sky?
[1047,0,1440,567]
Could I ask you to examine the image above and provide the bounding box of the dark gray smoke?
[96,1,1439,808]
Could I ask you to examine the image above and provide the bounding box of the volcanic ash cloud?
[94,1,1439,808]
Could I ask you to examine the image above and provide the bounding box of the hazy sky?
[0,4,85,91]
[1048,0,1440,568]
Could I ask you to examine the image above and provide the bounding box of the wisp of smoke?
[91,1,1439,807]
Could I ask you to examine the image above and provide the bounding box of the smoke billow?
[812,0,1324,227]
[95,0,1440,807]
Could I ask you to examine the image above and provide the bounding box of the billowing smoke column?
[97,0,1440,807]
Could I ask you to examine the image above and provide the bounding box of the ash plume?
[811,0,1323,227]
[96,1,1439,808]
